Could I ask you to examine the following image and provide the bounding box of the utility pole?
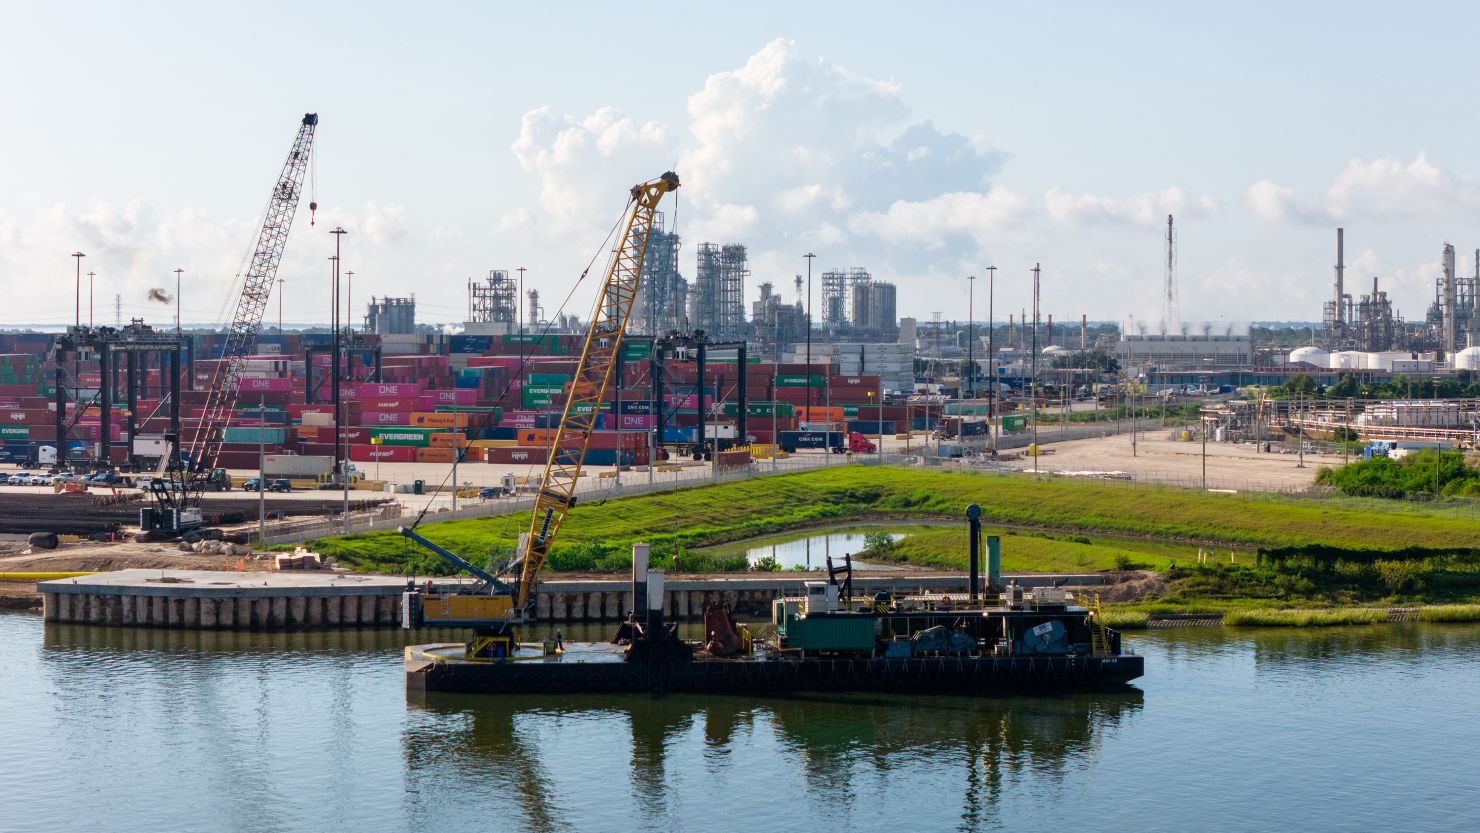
[987,265,997,453]
[87,271,95,327]
[71,252,85,328]
[345,270,355,336]
[804,253,816,418]
[174,267,184,334]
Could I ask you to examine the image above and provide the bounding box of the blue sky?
[3,2,1479,330]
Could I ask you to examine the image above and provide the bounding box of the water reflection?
[404,689,1142,831]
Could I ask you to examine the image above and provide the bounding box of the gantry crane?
[399,171,680,657]
[139,113,318,536]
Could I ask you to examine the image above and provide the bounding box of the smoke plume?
[147,288,173,304]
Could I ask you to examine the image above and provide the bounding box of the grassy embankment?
[311,467,1480,622]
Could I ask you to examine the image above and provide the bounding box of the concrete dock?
[39,569,1106,630]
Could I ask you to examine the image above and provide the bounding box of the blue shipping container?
[662,427,696,443]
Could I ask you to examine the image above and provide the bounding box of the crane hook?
[309,201,317,226]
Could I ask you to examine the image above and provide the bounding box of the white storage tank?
[1455,346,1480,371]
[1288,346,1329,367]
[1329,351,1363,370]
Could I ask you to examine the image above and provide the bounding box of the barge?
[404,579,1142,695]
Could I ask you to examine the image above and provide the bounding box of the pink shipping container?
[617,414,655,430]
[358,382,422,398]
[431,389,476,405]
[361,410,413,425]
[239,377,293,393]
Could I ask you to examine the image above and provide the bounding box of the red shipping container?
[486,446,548,464]
[361,397,418,412]
[349,443,417,463]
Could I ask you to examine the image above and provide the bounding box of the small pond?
[741,530,906,570]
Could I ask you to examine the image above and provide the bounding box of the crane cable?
[405,187,639,531]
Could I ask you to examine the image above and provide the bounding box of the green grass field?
[312,466,1480,579]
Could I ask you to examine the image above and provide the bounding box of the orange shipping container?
[416,447,456,464]
[410,412,470,429]
[462,446,486,462]
[429,432,470,448]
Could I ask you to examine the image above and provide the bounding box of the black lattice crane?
[185,113,318,476]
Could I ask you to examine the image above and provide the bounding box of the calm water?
[743,531,904,570]
[2,613,1478,833]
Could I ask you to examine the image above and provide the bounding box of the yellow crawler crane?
[517,171,680,610]
[398,171,678,658]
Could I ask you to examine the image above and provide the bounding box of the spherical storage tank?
[1455,346,1480,371]
[1288,346,1329,367]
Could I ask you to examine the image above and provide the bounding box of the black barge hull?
[406,645,1143,695]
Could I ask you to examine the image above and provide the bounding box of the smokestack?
[1081,314,1087,350]
[1008,314,1014,348]
[1443,243,1457,355]
[1472,249,1480,349]
[1334,228,1345,327]
[1047,314,1053,347]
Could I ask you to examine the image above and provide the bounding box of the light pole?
[345,270,354,336]
[1031,263,1040,474]
[804,252,816,418]
[987,265,997,453]
[87,271,96,327]
[330,227,349,528]
[967,274,976,399]
[258,401,266,542]
[174,268,184,334]
[71,252,85,328]
[1201,412,1208,490]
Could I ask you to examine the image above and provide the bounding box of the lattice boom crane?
[186,113,318,475]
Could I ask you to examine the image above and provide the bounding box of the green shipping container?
[528,373,570,386]
[223,427,285,444]
[776,375,824,388]
[1001,414,1028,432]
[722,402,795,418]
[0,425,29,439]
[622,340,652,361]
[367,427,437,447]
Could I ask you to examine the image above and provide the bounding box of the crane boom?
[186,113,318,474]
[516,171,680,610]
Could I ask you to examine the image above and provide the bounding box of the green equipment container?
[785,613,877,652]
[1001,414,1027,432]
[366,427,437,447]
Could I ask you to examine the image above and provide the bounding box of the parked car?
[242,477,261,491]
[4,472,31,485]
[478,486,504,500]
[86,471,122,485]
[29,474,54,486]
[243,478,292,493]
